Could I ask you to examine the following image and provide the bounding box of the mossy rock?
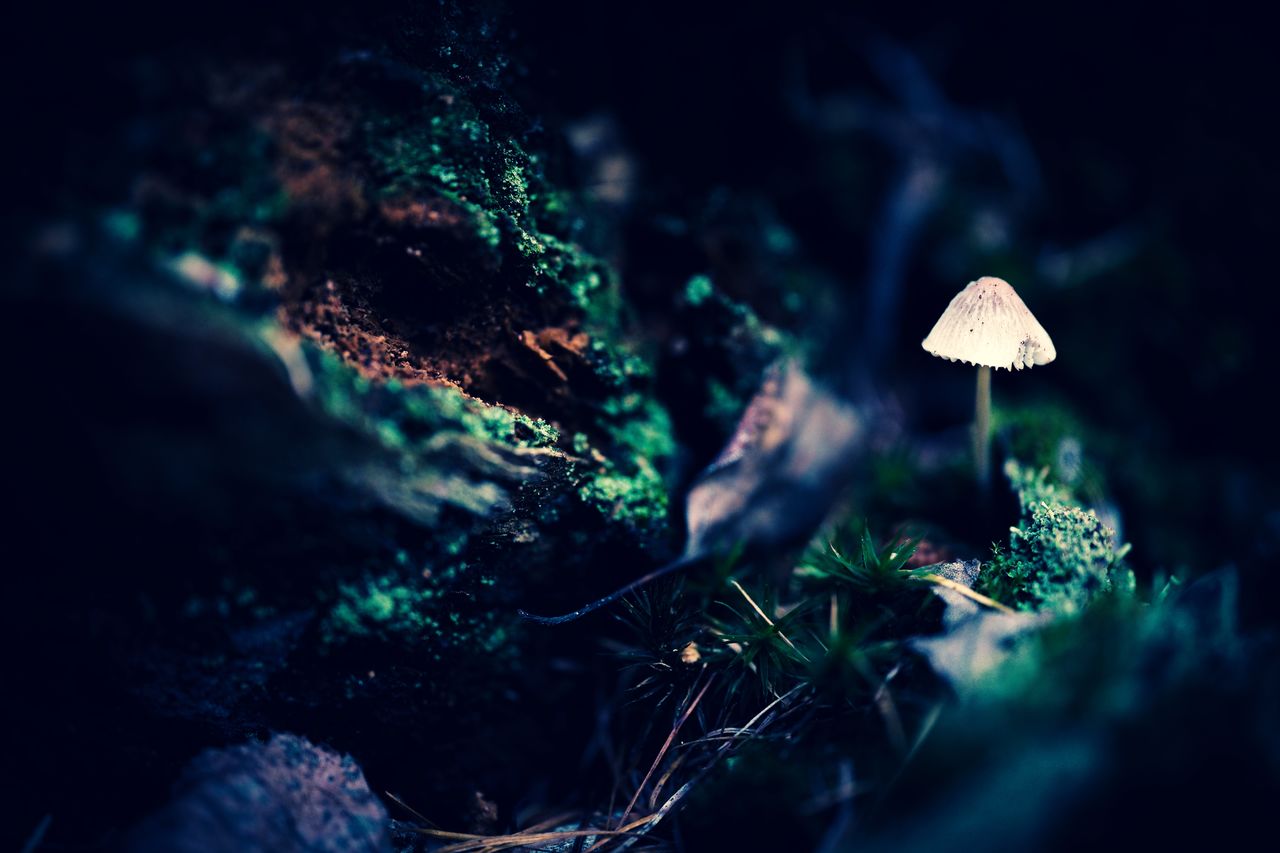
[12,38,680,823]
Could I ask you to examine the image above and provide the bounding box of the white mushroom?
[923,276,1055,370]
[922,277,1055,489]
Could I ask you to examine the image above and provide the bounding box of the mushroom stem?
[975,365,991,491]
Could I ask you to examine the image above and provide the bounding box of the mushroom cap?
[922,277,1056,370]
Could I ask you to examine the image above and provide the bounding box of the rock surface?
[130,734,389,853]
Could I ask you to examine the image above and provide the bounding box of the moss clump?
[75,50,677,705]
[323,565,514,661]
[677,274,789,353]
[353,66,674,535]
[577,393,675,535]
[401,381,561,450]
[310,349,560,453]
[309,324,674,540]
[683,274,715,307]
[361,73,624,334]
[982,461,1132,613]
[1005,457,1076,513]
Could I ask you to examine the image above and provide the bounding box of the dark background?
[17,0,1276,554]
[5,0,1279,846]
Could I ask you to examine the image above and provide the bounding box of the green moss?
[352,73,674,538]
[311,351,560,453]
[684,274,715,306]
[680,274,789,352]
[602,393,676,459]
[360,73,631,331]
[153,55,676,575]
[350,67,681,521]
[322,567,516,662]
[363,85,514,260]
[1005,457,1076,513]
[366,97,490,202]
[587,341,652,391]
[704,378,745,432]
[102,209,141,243]
[578,394,674,534]
[496,148,532,217]
[578,468,665,527]
[981,460,1132,613]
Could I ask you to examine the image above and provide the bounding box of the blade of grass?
[730,579,809,662]
[384,791,438,828]
[912,573,1016,613]
[613,671,715,833]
